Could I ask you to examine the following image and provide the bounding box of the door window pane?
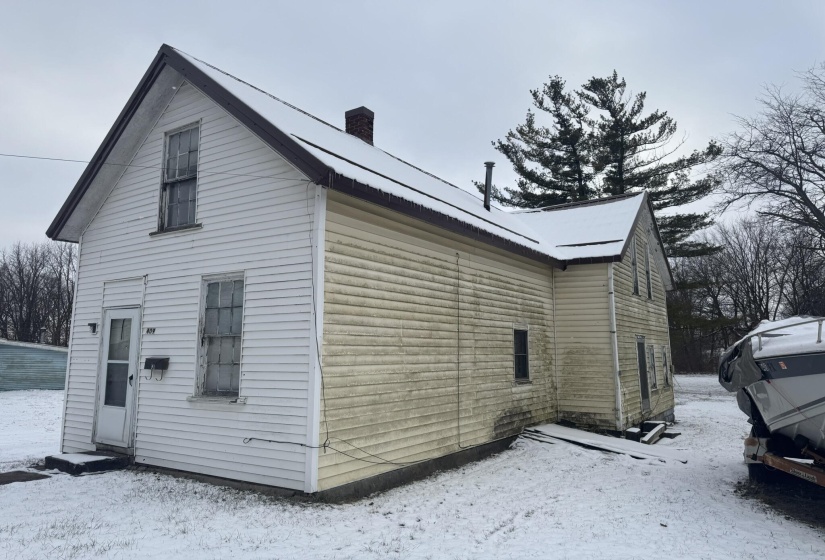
[104,363,128,407]
[108,318,132,361]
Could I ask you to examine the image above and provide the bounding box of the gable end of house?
[46,45,332,243]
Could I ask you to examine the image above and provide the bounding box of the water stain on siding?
[493,406,535,439]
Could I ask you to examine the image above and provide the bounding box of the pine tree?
[483,77,594,208]
[485,71,722,257]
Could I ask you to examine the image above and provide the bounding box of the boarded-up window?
[514,329,529,380]
[631,237,639,295]
[161,124,199,230]
[648,344,657,389]
[202,279,244,396]
[645,243,652,299]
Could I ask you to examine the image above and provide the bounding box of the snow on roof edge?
[0,338,68,352]
[173,47,657,265]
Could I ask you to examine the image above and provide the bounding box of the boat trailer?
[745,436,825,487]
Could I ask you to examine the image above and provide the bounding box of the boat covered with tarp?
[719,316,825,455]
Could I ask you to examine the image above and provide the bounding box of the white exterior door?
[94,308,140,448]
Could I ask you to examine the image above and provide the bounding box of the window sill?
[186,395,246,405]
[150,223,203,237]
[514,379,532,386]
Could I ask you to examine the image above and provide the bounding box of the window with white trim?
[200,277,244,396]
[631,237,639,295]
[160,124,199,231]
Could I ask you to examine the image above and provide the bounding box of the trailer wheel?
[748,461,780,484]
[747,427,780,484]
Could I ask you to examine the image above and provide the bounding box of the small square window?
[514,329,529,381]
[160,125,199,231]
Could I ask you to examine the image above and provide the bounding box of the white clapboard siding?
[61,81,316,489]
[317,194,556,490]
[553,263,616,428]
[613,214,674,426]
[102,278,145,309]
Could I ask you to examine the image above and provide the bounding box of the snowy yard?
[0,390,62,471]
[0,377,822,559]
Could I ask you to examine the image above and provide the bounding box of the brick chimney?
[345,106,374,145]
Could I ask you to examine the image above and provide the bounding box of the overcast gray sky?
[1,0,823,244]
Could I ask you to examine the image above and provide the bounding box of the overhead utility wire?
[0,152,305,182]
[1,151,543,247]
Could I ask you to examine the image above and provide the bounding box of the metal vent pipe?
[483,161,494,211]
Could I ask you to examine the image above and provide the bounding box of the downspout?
[608,263,623,431]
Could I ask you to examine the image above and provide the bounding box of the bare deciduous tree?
[782,227,825,317]
[720,64,825,236]
[0,241,76,346]
[669,218,825,373]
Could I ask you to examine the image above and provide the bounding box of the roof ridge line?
[173,47,344,133]
[173,47,491,206]
[512,192,643,214]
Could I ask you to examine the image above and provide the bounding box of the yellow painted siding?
[613,214,674,426]
[318,193,556,490]
[554,264,615,428]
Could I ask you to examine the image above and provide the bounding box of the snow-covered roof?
[0,338,68,352]
[49,44,665,274]
[175,49,559,261]
[515,193,645,262]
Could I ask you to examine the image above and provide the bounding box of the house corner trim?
[305,184,327,493]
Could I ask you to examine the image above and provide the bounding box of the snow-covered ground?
[0,390,62,471]
[0,377,822,559]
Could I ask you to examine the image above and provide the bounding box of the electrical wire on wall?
[240,180,425,468]
[287,179,424,468]
[455,251,471,449]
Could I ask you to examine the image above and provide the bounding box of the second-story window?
[631,237,639,295]
[645,243,652,299]
[161,124,199,230]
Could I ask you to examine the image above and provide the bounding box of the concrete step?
[44,453,130,475]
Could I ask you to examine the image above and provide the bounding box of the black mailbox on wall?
[143,357,169,370]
